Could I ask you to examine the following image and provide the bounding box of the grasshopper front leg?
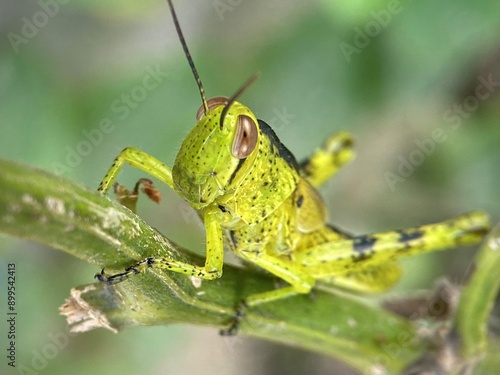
[97,207,224,283]
[96,148,225,283]
[98,147,174,193]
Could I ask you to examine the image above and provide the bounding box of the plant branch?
[454,223,500,357]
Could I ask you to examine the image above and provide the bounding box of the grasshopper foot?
[219,301,247,336]
[94,266,140,285]
[94,269,112,284]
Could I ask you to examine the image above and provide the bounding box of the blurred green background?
[1,0,499,374]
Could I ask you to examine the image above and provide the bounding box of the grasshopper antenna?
[166,0,208,114]
[220,72,261,128]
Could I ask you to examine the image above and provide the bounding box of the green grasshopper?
[96,0,490,317]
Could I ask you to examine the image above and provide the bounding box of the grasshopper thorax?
[172,98,259,209]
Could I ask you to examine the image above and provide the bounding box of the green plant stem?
[454,223,500,358]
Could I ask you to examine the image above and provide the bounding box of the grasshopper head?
[172,97,259,209]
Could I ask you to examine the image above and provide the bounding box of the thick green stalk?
[454,223,500,358]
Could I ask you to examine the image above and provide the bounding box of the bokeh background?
[1,0,499,374]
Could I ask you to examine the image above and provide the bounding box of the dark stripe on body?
[257,120,300,171]
[296,195,304,208]
[228,230,238,248]
[227,158,246,185]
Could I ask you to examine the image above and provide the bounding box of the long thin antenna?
[220,72,261,128]
[166,0,208,114]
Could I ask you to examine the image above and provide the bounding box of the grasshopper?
[96,0,490,319]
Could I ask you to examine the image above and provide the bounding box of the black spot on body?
[397,229,424,243]
[297,195,304,208]
[353,235,377,255]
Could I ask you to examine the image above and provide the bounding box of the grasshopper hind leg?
[297,212,490,287]
[319,262,403,293]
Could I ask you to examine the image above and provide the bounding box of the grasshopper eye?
[196,96,229,121]
[232,115,258,159]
